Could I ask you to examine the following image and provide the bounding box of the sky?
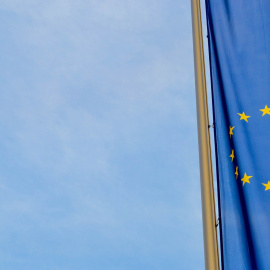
[0,1,212,269]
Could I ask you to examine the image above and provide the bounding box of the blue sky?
[0,1,211,269]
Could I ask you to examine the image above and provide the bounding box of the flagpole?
[190,0,220,269]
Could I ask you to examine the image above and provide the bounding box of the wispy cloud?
[0,1,203,269]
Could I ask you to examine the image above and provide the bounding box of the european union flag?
[205,1,270,269]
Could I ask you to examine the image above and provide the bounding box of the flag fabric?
[205,1,270,269]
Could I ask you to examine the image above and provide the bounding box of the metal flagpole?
[190,0,220,269]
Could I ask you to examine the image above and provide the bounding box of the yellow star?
[235,166,238,179]
[260,105,270,116]
[238,112,250,122]
[229,149,235,162]
[262,181,270,191]
[241,173,252,186]
[229,126,235,138]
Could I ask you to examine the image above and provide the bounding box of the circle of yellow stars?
[229,105,270,191]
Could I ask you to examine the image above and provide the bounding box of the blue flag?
[205,1,270,269]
